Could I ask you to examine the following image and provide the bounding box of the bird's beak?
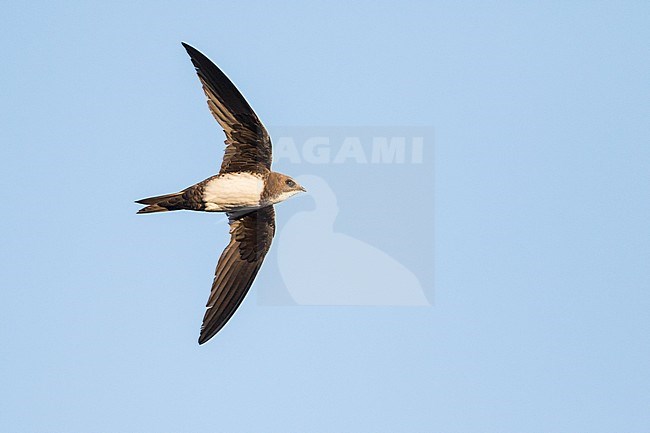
[299,186,307,192]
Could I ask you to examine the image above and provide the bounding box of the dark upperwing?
[182,42,272,175]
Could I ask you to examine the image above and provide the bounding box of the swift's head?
[264,172,307,205]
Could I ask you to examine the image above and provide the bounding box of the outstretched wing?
[198,206,276,344]
[182,42,272,174]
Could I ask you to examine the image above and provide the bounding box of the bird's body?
[137,43,305,344]
[137,171,303,214]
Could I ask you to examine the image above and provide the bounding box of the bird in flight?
[136,43,306,344]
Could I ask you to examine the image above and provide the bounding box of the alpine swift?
[136,43,306,344]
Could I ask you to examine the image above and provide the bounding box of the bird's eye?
[286,179,295,187]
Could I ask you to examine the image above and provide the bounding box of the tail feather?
[135,191,185,214]
[137,204,170,214]
[135,192,182,205]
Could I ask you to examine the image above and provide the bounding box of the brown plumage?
[183,42,272,175]
[199,206,276,344]
[136,43,305,344]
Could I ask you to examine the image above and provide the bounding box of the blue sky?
[1,1,649,432]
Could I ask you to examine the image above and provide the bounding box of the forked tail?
[135,192,185,214]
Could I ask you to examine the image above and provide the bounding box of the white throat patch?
[271,189,301,205]
[202,173,265,212]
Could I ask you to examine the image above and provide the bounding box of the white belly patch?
[202,173,264,212]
